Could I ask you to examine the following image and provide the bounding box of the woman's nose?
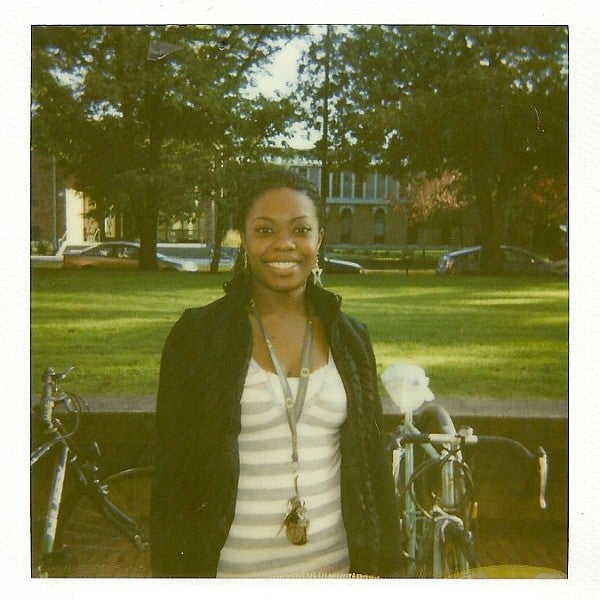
[273,230,295,248]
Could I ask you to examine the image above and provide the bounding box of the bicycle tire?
[408,518,479,578]
[439,519,480,578]
[51,466,153,578]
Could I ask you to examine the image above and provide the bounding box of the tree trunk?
[137,207,159,270]
[475,176,504,275]
[209,207,229,274]
[137,85,163,271]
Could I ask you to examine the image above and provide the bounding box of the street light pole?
[52,155,57,252]
[319,25,331,262]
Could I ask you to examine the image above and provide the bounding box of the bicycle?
[30,367,153,578]
[383,365,548,578]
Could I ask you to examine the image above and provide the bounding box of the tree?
[32,25,303,269]
[296,25,568,273]
[391,170,468,245]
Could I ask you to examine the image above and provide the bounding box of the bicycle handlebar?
[31,367,81,467]
[36,366,78,429]
[396,432,479,447]
[393,430,548,510]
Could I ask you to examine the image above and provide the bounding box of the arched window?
[374,208,385,244]
[340,208,353,244]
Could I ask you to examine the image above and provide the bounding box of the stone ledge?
[381,396,567,420]
[49,394,568,421]
[32,395,567,524]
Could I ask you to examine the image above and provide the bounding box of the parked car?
[436,245,560,275]
[322,256,365,274]
[63,242,199,272]
[157,244,237,270]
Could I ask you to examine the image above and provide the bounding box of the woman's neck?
[250,283,308,317]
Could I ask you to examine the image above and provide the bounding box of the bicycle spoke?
[54,467,153,577]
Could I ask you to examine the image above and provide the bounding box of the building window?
[342,172,353,198]
[340,208,353,243]
[365,174,376,199]
[353,173,365,199]
[374,208,385,244]
[331,172,341,198]
[388,178,400,201]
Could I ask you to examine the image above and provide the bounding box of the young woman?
[150,168,402,578]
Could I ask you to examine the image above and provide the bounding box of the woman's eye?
[295,226,312,234]
[256,227,273,235]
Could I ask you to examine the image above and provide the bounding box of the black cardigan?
[150,283,402,577]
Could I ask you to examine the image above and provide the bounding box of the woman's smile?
[265,260,301,271]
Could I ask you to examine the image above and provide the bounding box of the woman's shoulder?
[179,294,234,321]
[166,294,241,341]
[337,312,371,350]
[311,285,370,337]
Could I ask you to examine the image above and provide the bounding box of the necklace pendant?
[282,496,309,545]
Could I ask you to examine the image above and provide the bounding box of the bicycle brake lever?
[537,446,548,510]
[55,366,75,385]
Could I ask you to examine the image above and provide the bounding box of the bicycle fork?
[431,508,470,578]
[35,444,69,577]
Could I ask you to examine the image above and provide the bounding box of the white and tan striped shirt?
[216,353,350,578]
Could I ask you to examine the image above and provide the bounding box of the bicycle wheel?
[51,466,153,577]
[439,520,480,578]
[410,518,479,578]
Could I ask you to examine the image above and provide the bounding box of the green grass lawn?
[30,269,568,402]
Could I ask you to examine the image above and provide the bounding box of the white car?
[63,242,199,272]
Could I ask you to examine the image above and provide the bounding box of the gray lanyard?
[250,300,314,482]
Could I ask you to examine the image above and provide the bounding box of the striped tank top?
[216,353,350,578]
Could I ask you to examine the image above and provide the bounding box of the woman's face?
[241,187,323,296]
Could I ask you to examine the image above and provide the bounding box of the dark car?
[322,256,365,274]
[436,245,559,275]
[63,242,200,272]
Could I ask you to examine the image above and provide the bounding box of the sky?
[250,33,318,149]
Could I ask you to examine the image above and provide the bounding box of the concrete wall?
[31,396,567,528]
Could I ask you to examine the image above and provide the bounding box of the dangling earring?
[311,258,323,287]
[241,248,251,280]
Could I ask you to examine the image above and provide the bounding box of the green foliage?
[296,25,568,272]
[31,25,305,267]
[31,270,567,401]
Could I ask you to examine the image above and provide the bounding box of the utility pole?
[319,25,331,262]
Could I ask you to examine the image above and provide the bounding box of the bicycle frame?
[32,440,69,577]
[31,368,148,577]
[393,409,474,577]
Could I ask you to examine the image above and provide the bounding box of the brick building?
[288,161,471,248]
[31,153,473,251]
